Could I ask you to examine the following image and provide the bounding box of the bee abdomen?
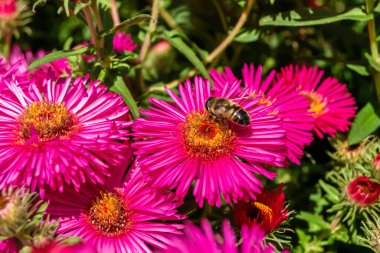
[230,106,250,125]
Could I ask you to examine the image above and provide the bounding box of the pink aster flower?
[32,241,97,253]
[133,76,287,207]
[7,45,70,90]
[45,165,185,253]
[0,238,18,253]
[211,64,314,165]
[159,219,275,253]
[278,65,357,138]
[0,71,130,195]
[0,0,16,19]
[113,31,137,54]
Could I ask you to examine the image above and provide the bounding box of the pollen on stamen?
[301,91,328,117]
[86,191,132,236]
[249,201,273,223]
[179,112,236,160]
[15,100,79,144]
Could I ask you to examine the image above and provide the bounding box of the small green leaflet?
[110,76,140,118]
[98,14,151,38]
[346,63,370,76]
[365,52,380,72]
[259,7,373,27]
[28,46,90,71]
[164,31,211,85]
[348,103,380,145]
[234,29,260,43]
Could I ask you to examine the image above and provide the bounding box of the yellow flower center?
[301,91,328,117]
[87,191,132,235]
[247,201,273,223]
[179,112,236,160]
[16,100,78,144]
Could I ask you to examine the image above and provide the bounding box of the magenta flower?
[32,241,97,253]
[133,76,286,207]
[45,165,185,253]
[113,31,137,54]
[278,65,357,138]
[347,176,380,206]
[0,238,18,253]
[0,72,130,195]
[7,45,70,90]
[0,0,16,19]
[159,219,275,253]
[211,64,314,165]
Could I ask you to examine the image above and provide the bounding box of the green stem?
[91,1,104,48]
[205,0,255,63]
[136,0,160,95]
[83,7,102,59]
[366,0,380,105]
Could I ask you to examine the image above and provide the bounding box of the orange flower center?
[87,191,132,235]
[16,100,78,144]
[246,201,273,223]
[301,91,328,117]
[179,112,236,160]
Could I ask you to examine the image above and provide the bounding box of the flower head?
[159,219,275,253]
[0,238,18,253]
[233,185,288,234]
[133,76,287,206]
[113,31,137,54]
[32,241,97,253]
[278,65,356,138]
[0,0,16,19]
[347,176,380,206]
[7,45,70,90]
[211,64,314,165]
[0,0,31,39]
[45,165,184,253]
[0,72,130,195]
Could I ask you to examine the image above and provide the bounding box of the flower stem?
[109,0,120,26]
[146,0,255,93]
[83,7,102,59]
[91,1,104,48]
[366,0,380,105]
[136,0,160,95]
[205,0,255,63]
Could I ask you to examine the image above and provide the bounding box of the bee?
[205,97,250,126]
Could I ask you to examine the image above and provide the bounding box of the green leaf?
[296,211,330,232]
[318,180,340,204]
[259,7,373,27]
[28,46,90,71]
[346,63,370,76]
[234,29,261,43]
[348,103,380,145]
[61,236,83,245]
[110,76,140,118]
[365,53,380,72]
[163,31,211,83]
[98,14,151,38]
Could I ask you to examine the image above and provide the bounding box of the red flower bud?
[347,176,380,206]
[233,185,288,234]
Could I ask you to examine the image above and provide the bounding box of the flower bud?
[0,193,26,236]
[0,238,18,253]
[233,185,288,234]
[347,176,380,206]
[0,0,16,20]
